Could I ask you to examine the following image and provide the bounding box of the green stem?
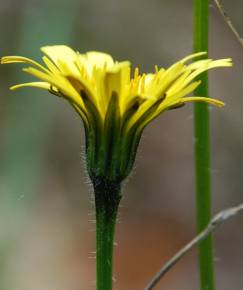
[193,1,215,290]
[94,181,121,290]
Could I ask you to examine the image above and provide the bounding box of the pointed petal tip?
[10,82,51,91]
[10,84,22,90]
[183,96,225,107]
[213,100,225,107]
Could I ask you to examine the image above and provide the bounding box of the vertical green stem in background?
[94,182,121,290]
[193,1,215,290]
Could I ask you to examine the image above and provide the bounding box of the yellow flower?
[1,45,232,182]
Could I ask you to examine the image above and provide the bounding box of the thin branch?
[144,204,243,290]
[213,0,243,46]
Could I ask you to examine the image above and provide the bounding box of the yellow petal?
[41,45,81,76]
[180,52,207,63]
[167,80,201,100]
[10,82,50,90]
[181,58,232,89]
[182,96,225,107]
[153,62,185,98]
[23,67,85,110]
[41,45,77,65]
[1,56,49,73]
[84,51,114,69]
[42,56,60,73]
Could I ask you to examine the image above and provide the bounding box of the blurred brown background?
[0,0,242,289]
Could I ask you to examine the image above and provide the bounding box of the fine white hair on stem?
[143,203,243,290]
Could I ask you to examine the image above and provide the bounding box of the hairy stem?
[94,181,121,290]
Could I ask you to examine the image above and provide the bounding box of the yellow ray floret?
[1,46,232,130]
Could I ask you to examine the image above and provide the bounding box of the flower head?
[1,45,232,182]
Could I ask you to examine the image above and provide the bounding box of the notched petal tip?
[215,58,233,67]
[0,56,9,64]
[107,61,131,73]
[225,58,233,66]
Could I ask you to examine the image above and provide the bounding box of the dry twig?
[144,203,243,290]
[214,0,243,46]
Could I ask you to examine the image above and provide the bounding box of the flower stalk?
[193,0,215,290]
[94,180,121,290]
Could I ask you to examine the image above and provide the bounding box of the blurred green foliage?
[0,0,80,288]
